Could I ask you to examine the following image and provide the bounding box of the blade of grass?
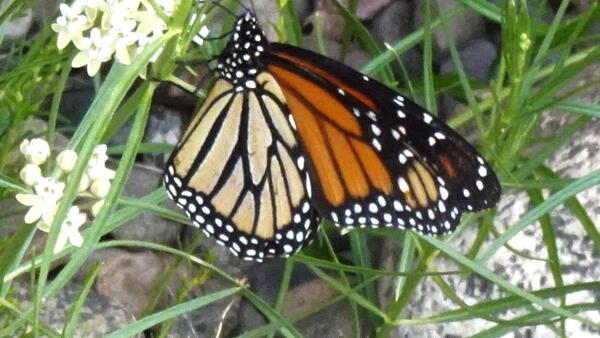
[104,287,241,338]
[308,265,390,322]
[0,174,28,193]
[376,245,437,338]
[471,303,600,338]
[422,0,436,113]
[61,263,101,338]
[477,169,600,263]
[95,239,303,338]
[528,188,565,335]
[420,235,599,328]
[361,6,462,77]
[47,57,72,146]
[42,80,157,304]
[350,231,379,330]
[518,0,570,109]
[277,0,302,46]
[537,167,600,256]
[331,0,395,84]
[394,233,414,299]
[513,116,588,181]
[553,101,600,118]
[32,34,171,330]
[318,228,362,336]
[459,0,501,22]
[0,222,37,297]
[294,252,459,277]
[420,282,600,324]
[436,0,484,132]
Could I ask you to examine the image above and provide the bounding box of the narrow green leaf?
[104,287,241,338]
[0,222,37,297]
[61,263,101,338]
[421,235,598,327]
[478,170,600,263]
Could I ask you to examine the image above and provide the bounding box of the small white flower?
[51,2,93,49]
[72,28,115,76]
[81,0,107,22]
[35,177,65,202]
[110,19,139,65]
[89,144,108,167]
[156,0,176,16]
[90,177,111,198]
[52,0,183,78]
[86,144,115,180]
[15,177,65,224]
[20,164,42,187]
[54,206,86,253]
[92,199,105,216]
[57,149,78,172]
[20,138,50,165]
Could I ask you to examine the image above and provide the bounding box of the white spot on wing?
[423,113,433,124]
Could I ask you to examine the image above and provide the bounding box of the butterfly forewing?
[164,73,319,261]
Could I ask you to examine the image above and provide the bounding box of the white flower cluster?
[51,0,209,76]
[16,138,115,253]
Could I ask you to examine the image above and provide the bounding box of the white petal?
[69,231,84,247]
[54,230,69,253]
[16,193,40,206]
[24,206,42,224]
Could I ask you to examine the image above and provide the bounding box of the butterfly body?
[163,11,500,261]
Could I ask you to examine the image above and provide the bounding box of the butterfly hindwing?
[267,43,500,234]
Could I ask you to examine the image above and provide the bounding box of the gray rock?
[415,0,487,58]
[168,278,241,338]
[241,0,280,41]
[285,279,355,337]
[11,279,134,337]
[378,63,600,337]
[4,9,33,41]
[95,250,188,317]
[357,0,394,20]
[144,108,184,167]
[293,0,314,23]
[372,1,415,44]
[182,225,251,278]
[31,0,61,25]
[371,1,422,76]
[238,259,315,331]
[304,3,347,42]
[439,38,497,82]
[110,164,183,246]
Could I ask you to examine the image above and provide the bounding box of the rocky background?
[2,0,599,337]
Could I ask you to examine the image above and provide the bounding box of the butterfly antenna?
[209,0,238,17]
[203,29,234,41]
[236,0,250,12]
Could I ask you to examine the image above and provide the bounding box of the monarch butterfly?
[163,10,501,262]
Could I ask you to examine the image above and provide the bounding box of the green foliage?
[0,0,599,337]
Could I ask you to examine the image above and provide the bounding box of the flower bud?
[57,149,78,172]
[20,164,42,186]
[90,177,111,198]
[78,173,90,192]
[92,199,104,217]
[20,138,51,165]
